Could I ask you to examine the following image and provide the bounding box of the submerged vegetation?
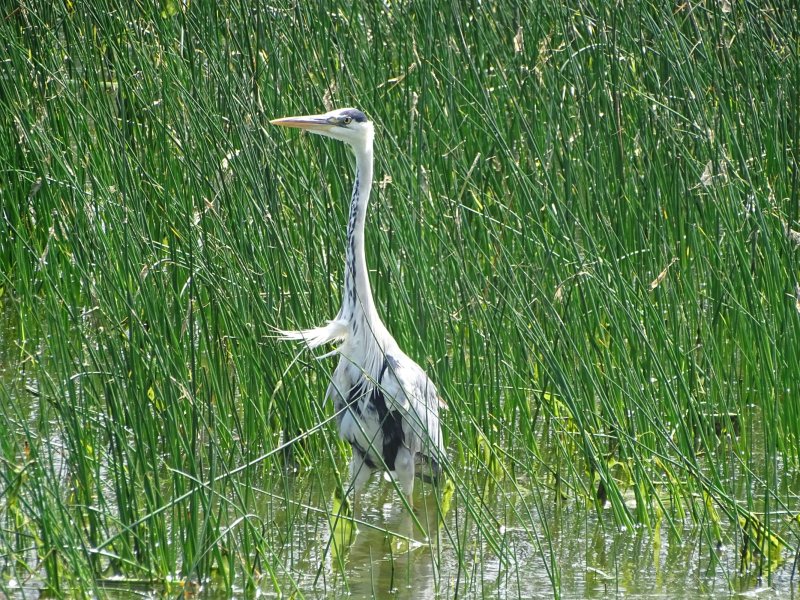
[1,0,798,597]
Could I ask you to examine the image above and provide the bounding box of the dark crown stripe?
[340,108,368,123]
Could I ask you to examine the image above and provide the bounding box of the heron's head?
[271,108,373,153]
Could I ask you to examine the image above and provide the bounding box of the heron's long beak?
[270,114,333,134]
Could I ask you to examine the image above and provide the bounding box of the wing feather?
[378,353,445,464]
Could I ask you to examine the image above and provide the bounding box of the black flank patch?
[373,359,404,470]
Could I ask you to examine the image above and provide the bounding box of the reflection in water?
[323,482,443,599]
[343,514,436,599]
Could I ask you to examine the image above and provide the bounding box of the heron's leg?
[394,447,415,510]
[348,454,372,519]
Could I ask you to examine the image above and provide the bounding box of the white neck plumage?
[278,123,388,355]
[339,136,382,334]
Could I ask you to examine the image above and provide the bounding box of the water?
[231,464,799,599]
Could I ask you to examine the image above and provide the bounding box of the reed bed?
[1,1,798,597]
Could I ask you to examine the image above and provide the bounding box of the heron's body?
[272,108,444,507]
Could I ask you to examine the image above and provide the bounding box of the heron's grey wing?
[379,353,444,463]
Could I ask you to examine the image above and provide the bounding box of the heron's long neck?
[340,144,384,338]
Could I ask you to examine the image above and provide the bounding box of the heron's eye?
[342,116,352,125]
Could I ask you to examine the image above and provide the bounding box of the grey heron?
[271,108,445,511]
